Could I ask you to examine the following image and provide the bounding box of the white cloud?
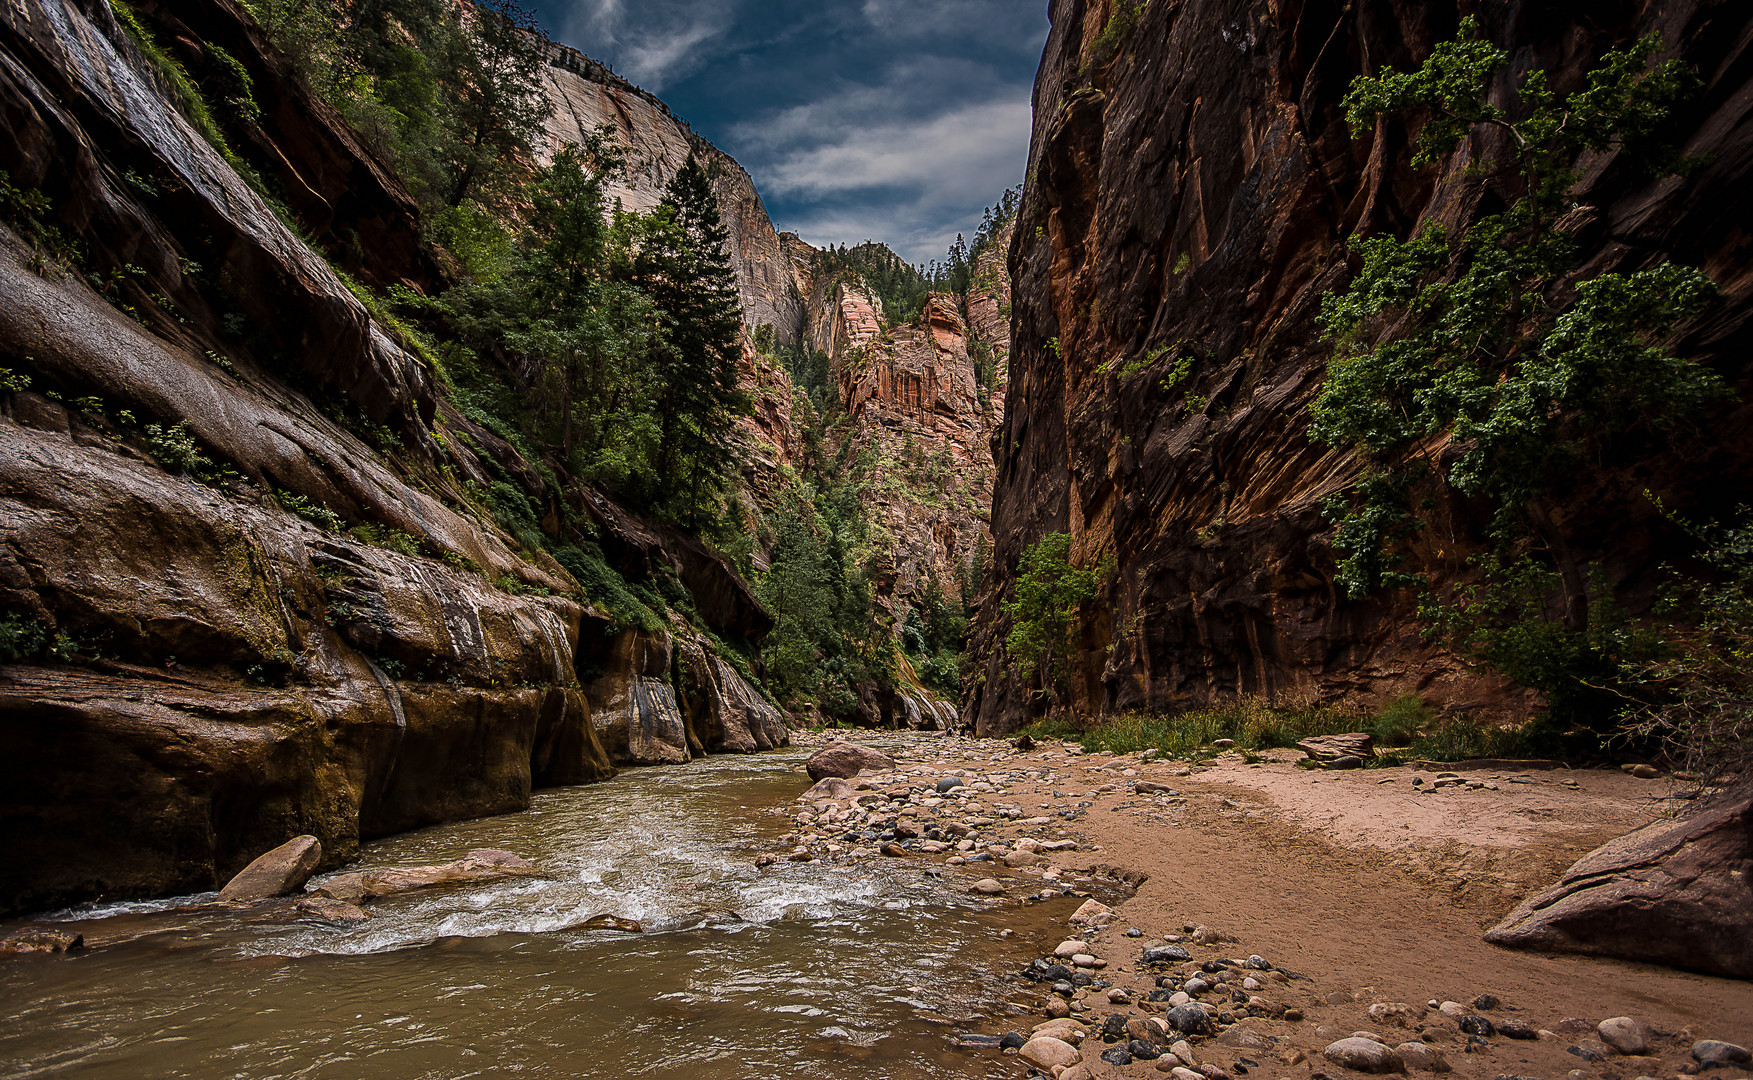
[560,0,736,90]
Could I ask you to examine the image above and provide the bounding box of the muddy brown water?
[0,745,1062,1079]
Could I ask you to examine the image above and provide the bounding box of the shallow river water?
[0,745,1052,1079]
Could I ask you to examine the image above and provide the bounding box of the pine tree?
[629,153,747,525]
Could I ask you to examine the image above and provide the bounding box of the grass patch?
[1393,717,1554,763]
[1020,697,1370,759]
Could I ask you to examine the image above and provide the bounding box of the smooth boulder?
[217,835,323,902]
[1323,1038,1405,1074]
[804,740,896,781]
[1485,797,1753,977]
[1019,1036,1083,1070]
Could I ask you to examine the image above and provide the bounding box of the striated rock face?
[0,0,780,916]
[543,48,806,342]
[970,0,1753,732]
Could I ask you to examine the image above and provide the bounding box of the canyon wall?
[542,48,806,344]
[0,0,782,916]
[969,0,1753,733]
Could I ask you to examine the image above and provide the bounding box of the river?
[0,743,1057,1079]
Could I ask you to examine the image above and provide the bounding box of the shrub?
[1371,693,1435,746]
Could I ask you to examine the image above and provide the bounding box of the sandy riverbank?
[778,731,1752,1080]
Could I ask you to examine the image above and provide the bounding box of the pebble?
[1496,1020,1538,1040]
[1130,1039,1163,1060]
[1055,940,1086,959]
[1172,1068,1204,1080]
[1165,1003,1213,1035]
[1144,944,1193,963]
[1458,1015,1495,1037]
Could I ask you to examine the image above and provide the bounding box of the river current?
[0,744,1050,1079]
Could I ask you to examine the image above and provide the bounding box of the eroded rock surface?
[969,0,1753,732]
[217,836,323,902]
[1486,798,1753,978]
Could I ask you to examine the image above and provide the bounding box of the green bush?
[1021,697,1369,759]
[1371,693,1435,746]
[1400,717,1550,762]
[0,611,49,661]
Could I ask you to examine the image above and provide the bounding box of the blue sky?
[531,0,1051,264]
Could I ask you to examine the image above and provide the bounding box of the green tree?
[623,153,747,526]
[441,0,551,209]
[1310,20,1731,734]
[1004,532,1110,709]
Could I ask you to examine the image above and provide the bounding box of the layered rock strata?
[0,0,782,916]
[970,0,1753,732]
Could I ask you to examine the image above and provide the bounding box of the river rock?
[1597,1017,1647,1055]
[970,878,1004,895]
[1003,850,1046,868]
[0,928,83,955]
[217,835,324,902]
[1165,1003,1213,1035]
[805,741,895,781]
[1071,899,1116,927]
[1369,1003,1427,1029]
[292,897,372,924]
[1298,733,1375,763]
[317,849,539,903]
[1395,1042,1450,1073]
[935,775,964,792]
[800,777,857,802]
[1694,1041,1752,1068]
[1145,944,1193,963]
[1020,1035,1083,1069]
[1324,1038,1405,1073]
[1486,797,1753,977]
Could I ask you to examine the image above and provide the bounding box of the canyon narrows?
[3,0,1752,1077]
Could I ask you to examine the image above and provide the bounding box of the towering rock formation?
[0,0,783,915]
[542,47,806,343]
[969,0,1753,732]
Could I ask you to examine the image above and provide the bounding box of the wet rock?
[1486,797,1753,978]
[1693,1041,1752,1068]
[879,842,907,857]
[969,878,1004,895]
[805,741,896,780]
[292,897,372,924]
[1597,1017,1647,1055]
[1071,899,1116,928]
[0,928,83,955]
[999,1031,1027,1049]
[218,835,324,902]
[578,914,642,932]
[1396,1042,1451,1073]
[1020,1035,1082,1069]
[317,849,539,903]
[1323,1038,1406,1074]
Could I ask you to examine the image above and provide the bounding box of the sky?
[529,0,1051,265]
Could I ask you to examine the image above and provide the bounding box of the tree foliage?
[1004,533,1110,708]
[1310,18,1731,737]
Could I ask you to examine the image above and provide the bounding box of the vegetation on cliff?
[1311,20,1746,771]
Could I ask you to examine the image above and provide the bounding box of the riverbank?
[776,730,1753,1079]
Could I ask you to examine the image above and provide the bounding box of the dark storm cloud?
[536,0,1049,263]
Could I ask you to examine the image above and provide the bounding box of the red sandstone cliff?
[969,0,1753,733]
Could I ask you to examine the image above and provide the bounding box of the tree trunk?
[1528,499,1589,632]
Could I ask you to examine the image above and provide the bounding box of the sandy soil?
[784,732,1752,1080]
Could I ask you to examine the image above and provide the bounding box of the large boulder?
[805,740,896,780]
[1485,797,1753,977]
[217,835,323,902]
[1297,733,1375,763]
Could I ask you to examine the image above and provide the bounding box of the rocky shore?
[763,731,1753,1080]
